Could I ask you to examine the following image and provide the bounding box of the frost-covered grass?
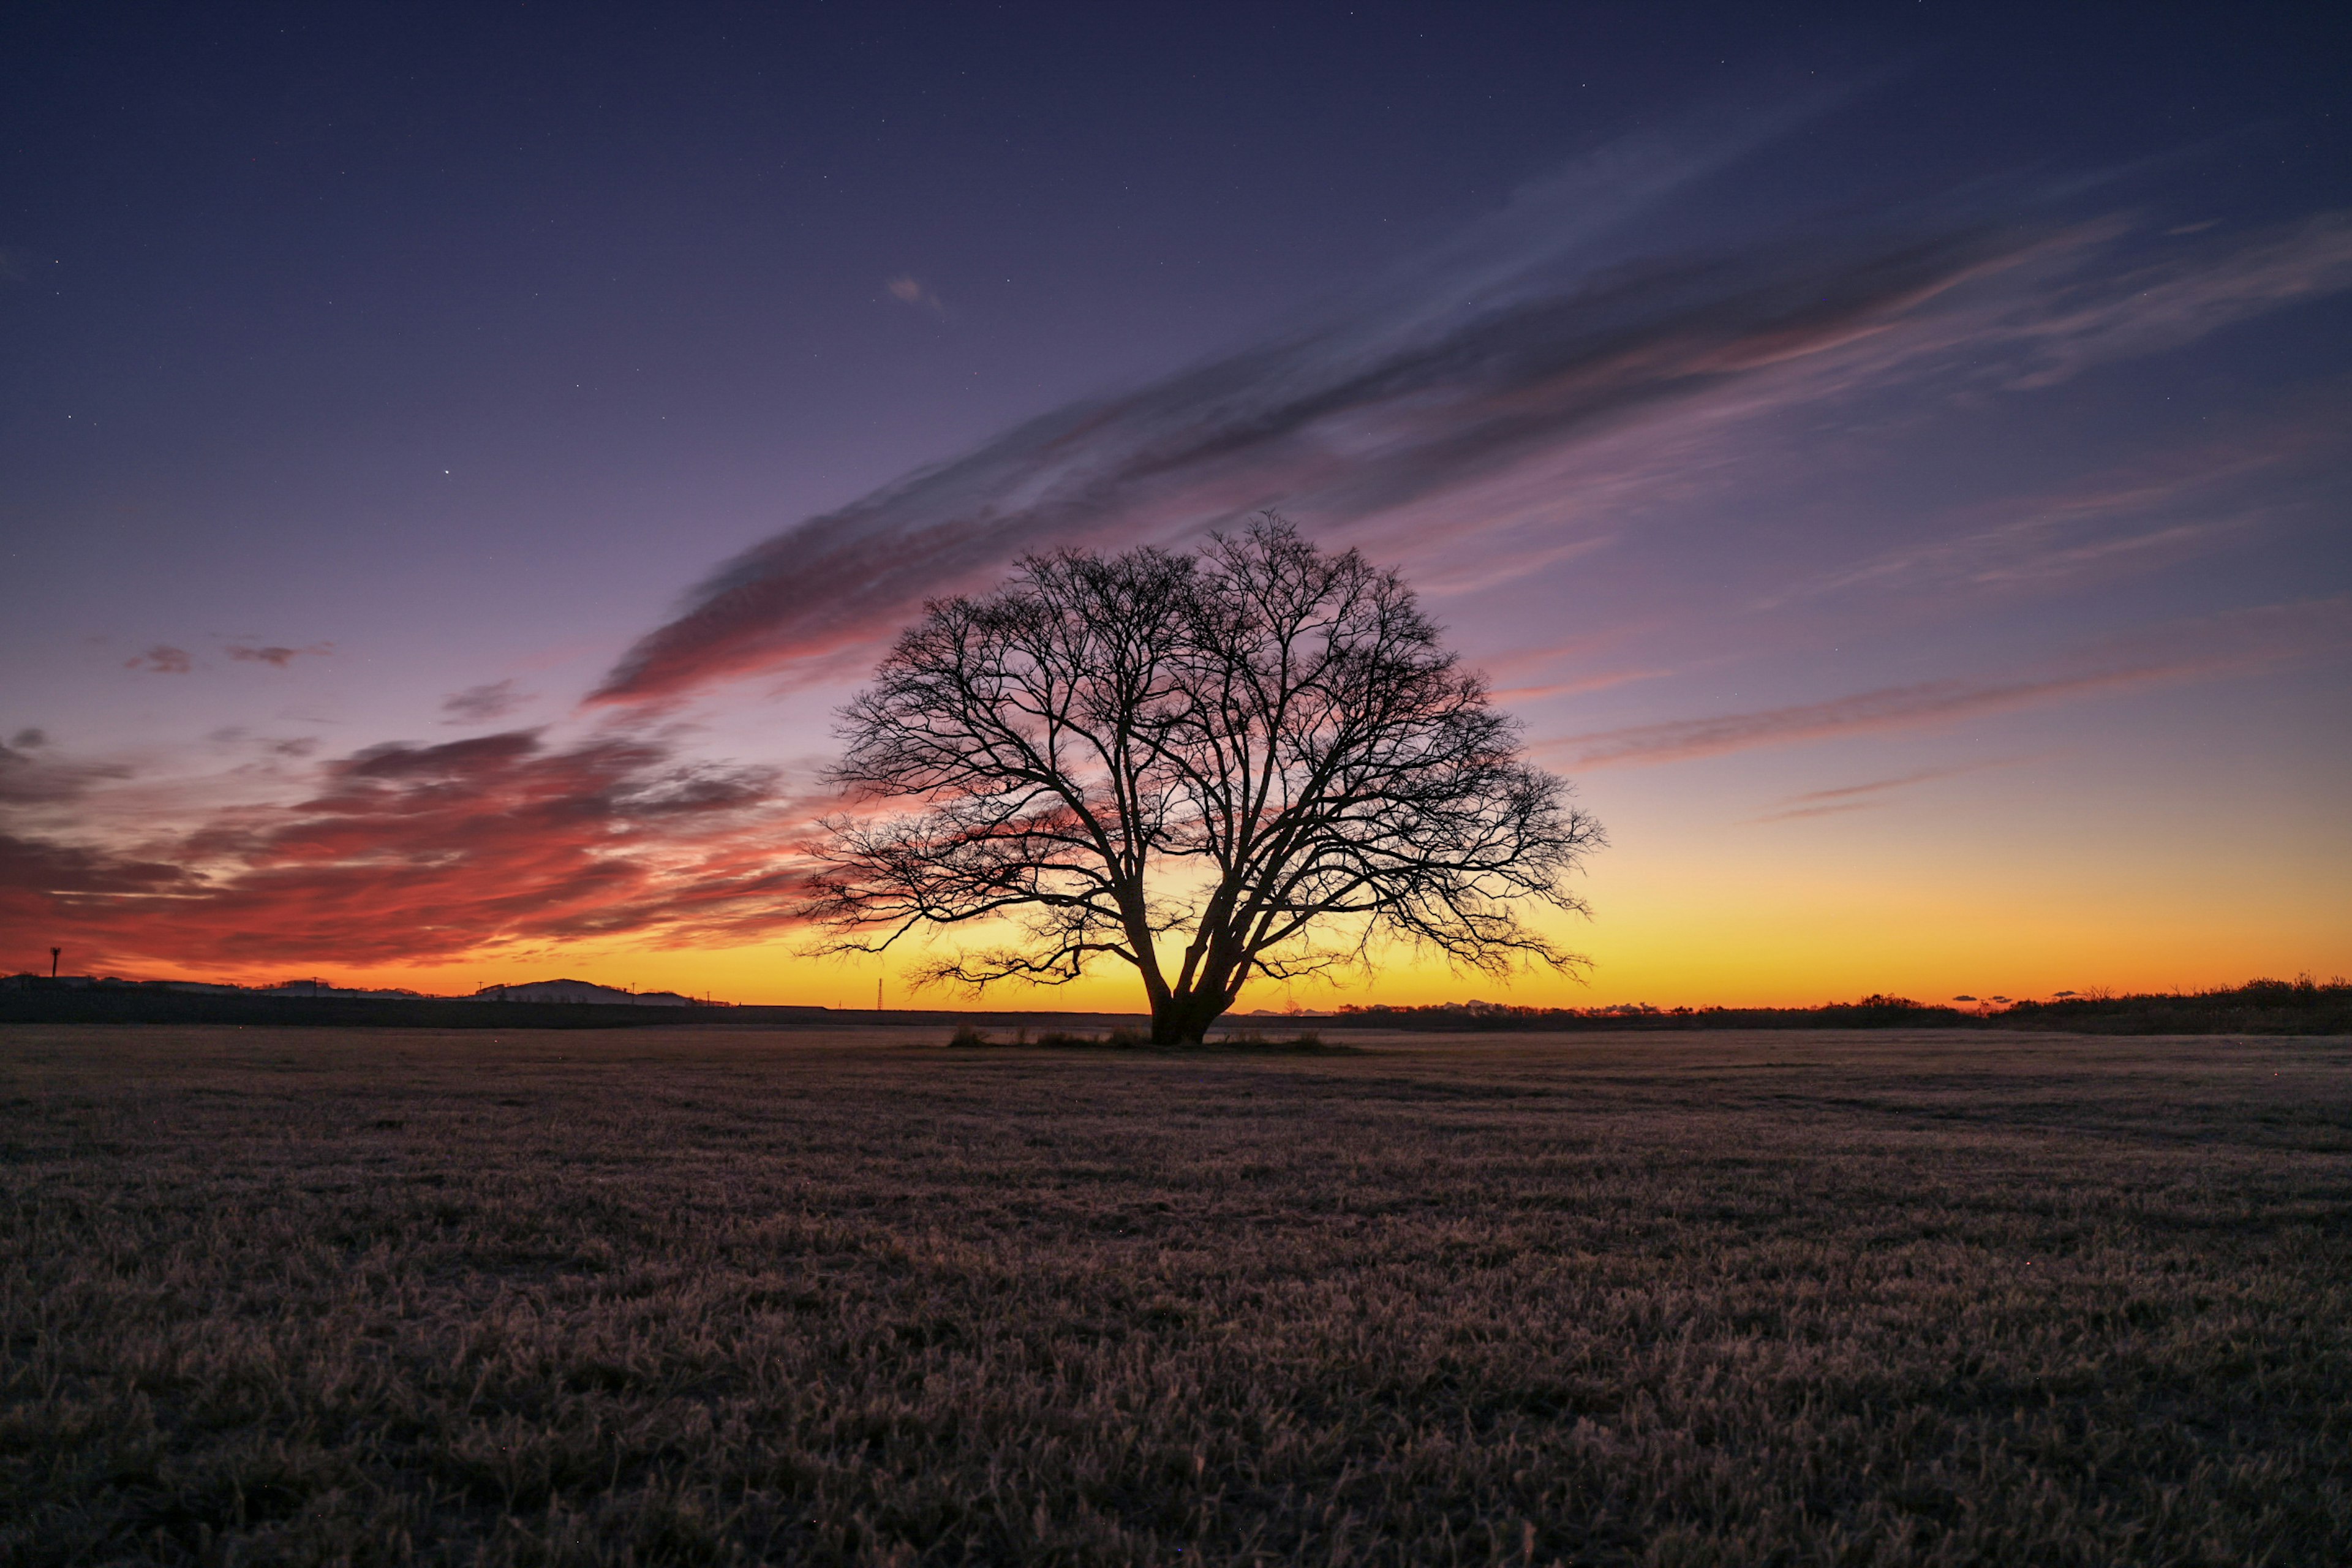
[3,1024,2347,1565]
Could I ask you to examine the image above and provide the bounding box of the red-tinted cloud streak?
[1,729,816,977]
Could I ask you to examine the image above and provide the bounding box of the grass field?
[4,1024,2348,1566]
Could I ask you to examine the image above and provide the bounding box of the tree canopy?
[805,517,1603,1044]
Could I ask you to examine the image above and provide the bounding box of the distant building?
[472,978,693,1007]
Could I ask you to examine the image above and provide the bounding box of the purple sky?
[4,4,2346,1003]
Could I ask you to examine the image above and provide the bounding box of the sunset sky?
[4,4,2346,1009]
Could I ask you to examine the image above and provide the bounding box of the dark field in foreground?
[4,1027,2348,1566]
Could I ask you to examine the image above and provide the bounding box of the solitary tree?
[805,517,1603,1044]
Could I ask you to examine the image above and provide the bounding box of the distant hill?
[0,984,831,1030]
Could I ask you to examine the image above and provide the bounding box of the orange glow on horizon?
[88,839,2345,1014]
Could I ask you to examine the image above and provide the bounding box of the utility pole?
[50,947,61,978]
[876,974,884,1012]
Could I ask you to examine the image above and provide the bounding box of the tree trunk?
[1150,990,1230,1047]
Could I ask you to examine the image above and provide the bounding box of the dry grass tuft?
[2,1023,2348,1564]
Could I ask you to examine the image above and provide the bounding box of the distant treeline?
[1990,978,2352,1036]
[5,976,2345,1036]
[1333,978,2352,1036]
[1332,995,1977,1031]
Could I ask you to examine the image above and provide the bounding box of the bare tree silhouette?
[805,516,1603,1045]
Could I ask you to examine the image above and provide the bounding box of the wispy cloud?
[0,834,192,905]
[1558,669,2154,769]
[886,274,946,314]
[1747,759,2022,822]
[441,679,532,724]
[595,234,2013,699]
[1783,760,2015,804]
[1750,801,1874,822]
[124,645,191,674]
[1994,212,2352,390]
[1554,595,2350,769]
[0,733,132,806]
[594,118,2352,707]
[588,107,2007,703]
[225,642,333,667]
[1490,669,1673,704]
[1755,406,2341,610]
[1412,533,1619,597]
